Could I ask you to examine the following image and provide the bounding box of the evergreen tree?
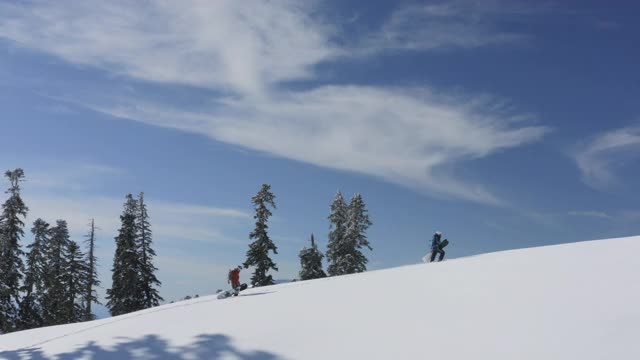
[83,219,100,321]
[298,234,326,281]
[136,193,162,309]
[106,194,142,316]
[243,184,278,287]
[343,194,372,273]
[326,192,373,276]
[17,219,49,330]
[0,169,28,333]
[62,240,88,323]
[42,220,72,325]
[326,191,349,276]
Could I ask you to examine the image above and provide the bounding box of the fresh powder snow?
[1,236,639,359]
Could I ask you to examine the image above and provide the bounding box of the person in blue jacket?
[430,231,446,262]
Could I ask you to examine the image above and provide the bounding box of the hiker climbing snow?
[430,231,448,262]
[218,266,248,299]
[228,266,242,290]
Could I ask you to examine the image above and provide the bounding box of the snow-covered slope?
[2,236,640,359]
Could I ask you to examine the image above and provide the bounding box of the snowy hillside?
[2,236,640,359]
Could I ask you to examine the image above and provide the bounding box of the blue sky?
[1,0,639,304]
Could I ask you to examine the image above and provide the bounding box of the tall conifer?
[0,169,28,333]
[106,194,141,316]
[17,219,49,330]
[243,184,278,287]
[83,219,100,321]
[136,193,162,308]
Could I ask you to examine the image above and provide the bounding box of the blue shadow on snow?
[0,333,284,360]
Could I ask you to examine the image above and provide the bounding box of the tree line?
[0,170,372,334]
[243,185,373,286]
[0,169,161,334]
[299,191,372,280]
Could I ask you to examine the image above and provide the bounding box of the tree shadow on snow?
[0,334,284,360]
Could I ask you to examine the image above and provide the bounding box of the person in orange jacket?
[228,265,242,290]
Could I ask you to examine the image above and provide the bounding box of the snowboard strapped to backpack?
[422,239,449,263]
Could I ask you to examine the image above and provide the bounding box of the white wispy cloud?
[358,1,530,54]
[573,127,640,189]
[27,163,125,192]
[90,87,548,205]
[24,193,250,244]
[0,0,549,204]
[0,0,338,96]
[567,210,611,219]
[152,202,250,219]
[25,163,250,243]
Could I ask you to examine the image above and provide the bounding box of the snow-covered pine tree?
[136,192,162,309]
[83,219,100,321]
[343,193,372,273]
[0,168,28,333]
[42,220,72,326]
[106,194,142,316]
[326,192,373,276]
[63,240,88,323]
[326,191,349,276]
[298,234,326,281]
[243,184,278,287]
[17,219,49,330]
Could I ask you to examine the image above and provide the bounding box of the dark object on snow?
[429,232,448,262]
[233,283,248,296]
[217,283,248,300]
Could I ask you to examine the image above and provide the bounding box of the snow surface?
[2,236,640,359]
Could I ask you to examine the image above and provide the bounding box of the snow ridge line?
[16,237,629,350]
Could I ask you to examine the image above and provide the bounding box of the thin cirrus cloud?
[567,211,611,219]
[24,194,250,245]
[26,163,125,192]
[91,87,548,205]
[573,127,640,189]
[14,162,250,246]
[357,1,530,55]
[0,0,548,205]
[0,0,338,95]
